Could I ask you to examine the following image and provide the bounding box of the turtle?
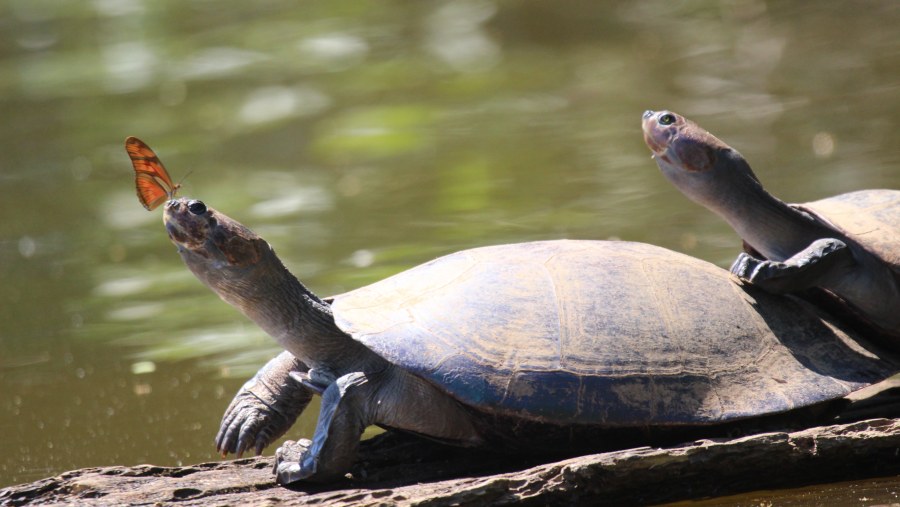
[162,197,896,484]
[642,109,900,346]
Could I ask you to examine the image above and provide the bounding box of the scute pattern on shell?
[331,240,893,426]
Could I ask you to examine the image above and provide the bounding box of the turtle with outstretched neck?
[160,196,896,485]
[642,109,900,346]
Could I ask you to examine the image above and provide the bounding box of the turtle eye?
[658,113,677,126]
[188,200,207,215]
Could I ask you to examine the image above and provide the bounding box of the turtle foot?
[731,252,766,281]
[730,253,794,293]
[730,238,852,294]
[217,352,314,458]
[217,389,295,457]
[274,439,318,484]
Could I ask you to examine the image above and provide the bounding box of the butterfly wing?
[126,136,179,211]
[135,172,171,210]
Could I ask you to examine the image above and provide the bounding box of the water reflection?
[297,32,369,71]
[237,85,331,126]
[0,1,898,500]
[427,1,500,72]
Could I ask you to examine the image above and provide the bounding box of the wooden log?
[2,418,899,506]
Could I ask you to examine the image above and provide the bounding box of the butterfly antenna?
[177,170,194,187]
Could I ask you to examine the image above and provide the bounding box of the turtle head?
[641,110,761,210]
[163,197,286,319]
[163,197,347,367]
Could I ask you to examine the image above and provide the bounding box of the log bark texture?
[2,418,900,506]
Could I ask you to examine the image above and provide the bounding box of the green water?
[1,1,899,502]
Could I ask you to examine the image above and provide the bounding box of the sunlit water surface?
[1,1,899,503]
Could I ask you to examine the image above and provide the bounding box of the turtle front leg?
[274,371,371,484]
[216,351,314,457]
[730,238,855,293]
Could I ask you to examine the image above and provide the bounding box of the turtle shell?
[331,240,892,426]
[797,189,900,271]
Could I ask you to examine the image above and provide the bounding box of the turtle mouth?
[165,221,188,245]
[163,198,210,251]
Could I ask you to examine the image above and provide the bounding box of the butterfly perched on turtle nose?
[126,136,181,211]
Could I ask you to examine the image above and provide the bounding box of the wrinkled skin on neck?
[162,198,355,369]
[642,110,900,341]
[641,110,826,261]
[164,198,482,480]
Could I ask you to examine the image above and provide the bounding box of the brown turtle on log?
[642,110,900,346]
[158,196,896,484]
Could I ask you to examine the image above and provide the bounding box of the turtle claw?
[730,253,793,292]
[274,439,315,484]
[216,388,296,457]
[729,244,848,294]
[730,252,762,280]
[216,353,315,458]
[275,461,314,485]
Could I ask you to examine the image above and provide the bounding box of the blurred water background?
[1,0,899,501]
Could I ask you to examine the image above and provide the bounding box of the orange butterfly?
[126,136,181,211]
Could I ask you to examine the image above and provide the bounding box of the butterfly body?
[126,136,180,210]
